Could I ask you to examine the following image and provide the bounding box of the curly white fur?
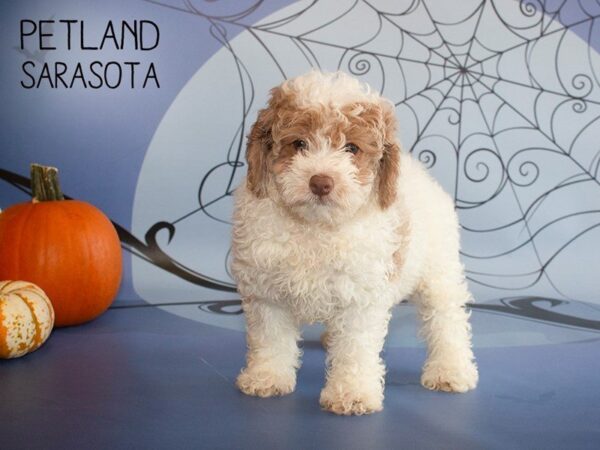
[231,71,478,416]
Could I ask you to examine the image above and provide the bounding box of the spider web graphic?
[135,0,600,310]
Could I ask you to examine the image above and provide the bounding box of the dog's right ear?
[246,104,275,198]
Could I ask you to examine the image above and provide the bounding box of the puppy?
[230,71,478,415]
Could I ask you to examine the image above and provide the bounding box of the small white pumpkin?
[0,280,54,358]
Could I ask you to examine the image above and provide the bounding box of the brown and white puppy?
[231,71,478,415]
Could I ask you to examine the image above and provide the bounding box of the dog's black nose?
[309,175,334,197]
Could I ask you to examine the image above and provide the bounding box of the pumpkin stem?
[30,164,65,202]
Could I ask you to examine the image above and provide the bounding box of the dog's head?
[246,71,400,225]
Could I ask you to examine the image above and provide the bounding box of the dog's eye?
[344,143,359,154]
[293,139,307,151]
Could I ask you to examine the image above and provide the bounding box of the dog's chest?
[233,210,399,319]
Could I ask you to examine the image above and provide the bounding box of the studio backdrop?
[1,0,600,346]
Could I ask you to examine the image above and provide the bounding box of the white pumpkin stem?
[31,163,64,202]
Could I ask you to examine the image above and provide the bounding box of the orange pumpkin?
[0,164,122,327]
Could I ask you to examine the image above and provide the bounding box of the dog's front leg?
[236,298,301,397]
[320,305,391,415]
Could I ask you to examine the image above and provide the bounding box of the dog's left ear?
[378,101,400,209]
[246,104,275,198]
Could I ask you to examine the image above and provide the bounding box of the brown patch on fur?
[336,101,401,206]
[247,86,304,197]
[336,102,387,186]
[394,220,410,267]
[246,105,274,198]
[271,145,298,175]
[378,143,400,209]
[378,102,401,209]
[271,143,298,175]
[273,107,326,144]
[391,218,410,280]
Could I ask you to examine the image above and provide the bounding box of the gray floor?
[1,304,600,450]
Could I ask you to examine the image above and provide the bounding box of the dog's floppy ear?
[378,101,401,209]
[246,103,275,198]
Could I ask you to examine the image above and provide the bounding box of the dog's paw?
[421,359,478,393]
[236,368,296,397]
[319,384,383,416]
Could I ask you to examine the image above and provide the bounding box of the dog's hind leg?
[415,265,478,393]
[236,298,301,397]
